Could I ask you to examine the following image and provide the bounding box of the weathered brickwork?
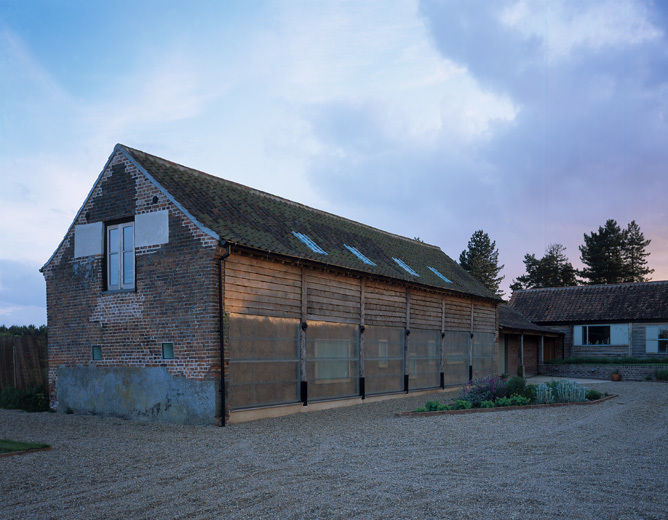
[538,363,667,381]
[42,151,222,421]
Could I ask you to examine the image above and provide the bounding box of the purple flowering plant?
[460,376,508,407]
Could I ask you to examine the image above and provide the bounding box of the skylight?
[292,231,328,255]
[393,257,419,277]
[344,244,376,266]
[427,266,452,283]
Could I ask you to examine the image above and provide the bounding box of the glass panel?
[123,225,134,251]
[363,326,404,395]
[228,315,300,409]
[162,343,174,359]
[108,252,119,286]
[108,228,119,253]
[582,327,587,345]
[315,340,350,380]
[587,326,610,345]
[306,322,358,400]
[123,252,134,285]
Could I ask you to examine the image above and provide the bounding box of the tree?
[622,220,653,282]
[510,244,578,291]
[578,219,628,284]
[459,230,505,296]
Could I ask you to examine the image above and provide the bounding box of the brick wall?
[538,363,666,381]
[42,150,222,423]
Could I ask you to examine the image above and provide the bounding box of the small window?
[314,340,352,382]
[292,231,328,255]
[91,346,102,360]
[659,328,668,353]
[343,244,376,266]
[378,340,389,368]
[427,266,452,283]
[107,222,135,290]
[581,325,610,346]
[393,257,419,277]
[162,342,174,359]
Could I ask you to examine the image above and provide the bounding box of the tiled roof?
[498,304,561,334]
[121,145,498,300]
[509,281,668,323]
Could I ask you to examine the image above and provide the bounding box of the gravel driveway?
[1,381,666,519]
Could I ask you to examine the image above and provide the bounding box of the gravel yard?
[1,381,666,520]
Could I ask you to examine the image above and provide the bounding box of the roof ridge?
[119,144,440,251]
[513,280,667,293]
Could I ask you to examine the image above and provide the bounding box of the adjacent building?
[509,282,668,359]
[42,144,501,425]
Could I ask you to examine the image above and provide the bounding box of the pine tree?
[579,219,627,284]
[510,244,577,291]
[459,230,505,296]
[622,220,653,282]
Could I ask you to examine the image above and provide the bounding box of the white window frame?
[107,222,135,290]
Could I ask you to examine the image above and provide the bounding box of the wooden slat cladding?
[443,297,471,331]
[473,303,496,333]
[409,290,442,330]
[365,280,406,327]
[225,255,301,318]
[224,253,498,332]
[306,270,360,324]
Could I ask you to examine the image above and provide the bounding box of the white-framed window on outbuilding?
[107,222,135,290]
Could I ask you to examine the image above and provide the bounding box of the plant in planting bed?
[460,377,508,407]
[585,389,602,401]
[655,369,668,381]
[535,383,555,404]
[505,376,526,398]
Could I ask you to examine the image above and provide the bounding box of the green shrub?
[506,376,526,397]
[0,386,49,412]
[453,399,473,410]
[480,400,494,408]
[425,400,440,411]
[495,397,512,407]
[655,369,668,381]
[547,357,668,365]
[585,389,602,401]
[524,384,537,402]
[438,403,451,411]
[415,407,426,412]
[509,395,531,406]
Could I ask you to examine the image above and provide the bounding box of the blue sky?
[1,0,667,325]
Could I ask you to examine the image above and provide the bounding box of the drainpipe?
[218,243,232,426]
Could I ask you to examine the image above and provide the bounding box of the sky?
[1,0,667,325]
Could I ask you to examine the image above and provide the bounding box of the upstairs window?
[427,266,452,283]
[107,222,134,290]
[292,231,328,255]
[343,244,376,266]
[393,257,419,277]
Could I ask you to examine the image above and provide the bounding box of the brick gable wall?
[42,150,222,424]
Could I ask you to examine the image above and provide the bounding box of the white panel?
[646,325,659,353]
[74,222,104,258]
[573,325,583,346]
[610,324,629,345]
[135,210,169,247]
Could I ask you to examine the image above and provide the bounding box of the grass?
[546,357,668,365]
[0,439,50,455]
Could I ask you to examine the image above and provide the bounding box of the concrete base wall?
[538,363,666,381]
[57,367,218,425]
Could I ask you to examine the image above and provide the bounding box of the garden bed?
[396,393,618,417]
[0,439,50,458]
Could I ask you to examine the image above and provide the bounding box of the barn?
[42,144,501,425]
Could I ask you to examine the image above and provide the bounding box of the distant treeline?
[0,325,47,337]
[458,218,654,296]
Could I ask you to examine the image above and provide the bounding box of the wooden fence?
[0,335,48,391]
